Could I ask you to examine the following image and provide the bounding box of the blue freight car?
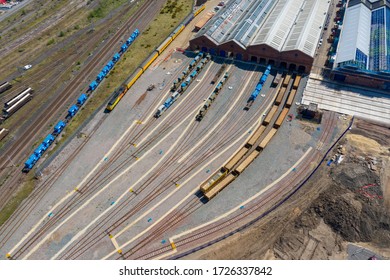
[68,105,79,118]
[102,66,110,75]
[34,143,46,157]
[121,43,128,53]
[126,37,133,46]
[53,120,66,135]
[89,81,98,92]
[42,134,55,148]
[25,154,39,170]
[96,71,105,82]
[77,93,88,105]
[112,53,120,63]
[106,61,114,70]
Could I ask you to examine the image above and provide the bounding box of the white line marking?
[154,147,314,260]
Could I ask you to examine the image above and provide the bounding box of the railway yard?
[0,0,389,261]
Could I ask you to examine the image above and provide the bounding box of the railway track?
[4,59,268,257]
[0,0,165,209]
[132,112,339,260]
[43,63,260,259]
[5,55,218,259]
[56,65,268,259]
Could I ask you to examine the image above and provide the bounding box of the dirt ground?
[184,118,390,260]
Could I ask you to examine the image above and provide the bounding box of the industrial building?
[332,0,390,89]
[189,0,331,73]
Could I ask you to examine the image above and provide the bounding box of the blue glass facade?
[370,7,386,71]
[386,7,390,72]
[356,48,368,69]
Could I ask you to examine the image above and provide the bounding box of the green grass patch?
[87,0,133,21]
[54,0,193,149]
[0,174,36,227]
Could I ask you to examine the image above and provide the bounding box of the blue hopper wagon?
[42,134,55,148]
[68,104,79,118]
[89,81,98,92]
[126,37,133,45]
[34,143,46,157]
[121,43,128,53]
[25,154,39,170]
[96,71,105,82]
[106,61,114,70]
[77,94,88,106]
[112,53,120,63]
[53,120,66,135]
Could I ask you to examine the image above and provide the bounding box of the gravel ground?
[0,53,346,260]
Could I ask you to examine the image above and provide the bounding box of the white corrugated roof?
[335,3,371,65]
[284,0,330,57]
[194,0,331,58]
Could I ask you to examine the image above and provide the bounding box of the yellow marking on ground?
[170,241,176,250]
[11,53,211,260]
[154,147,314,260]
[8,120,139,256]
[136,62,214,147]
[49,105,200,260]
[110,236,121,253]
[101,116,266,259]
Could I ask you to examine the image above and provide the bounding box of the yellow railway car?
[247,125,266,147]
[200,167,227,193]
[204,173,237,200]
[126,68,143,88]
[275,87,286,105]
[171,24,185,40]
[263,105,278,126]
[224,146,249,172]
[156,37,173,55]
[293,75,301,89]
[259,128,278,149]
[141,51,158,71]
[286,89,297,108]
[235,147,261,174]
[194,4,205,17]
[282,74,292,87]
[274,108,289,129]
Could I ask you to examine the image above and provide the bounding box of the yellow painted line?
[12,52,208,260]
[154,147,314,260]
[110,237,121,253]
[178,65,251,163]
[101,115,266,259]
[136,62,214,147]
[50,104,200,260]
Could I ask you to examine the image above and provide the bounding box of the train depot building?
[189,0,331,73]
[331,0,390,90]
